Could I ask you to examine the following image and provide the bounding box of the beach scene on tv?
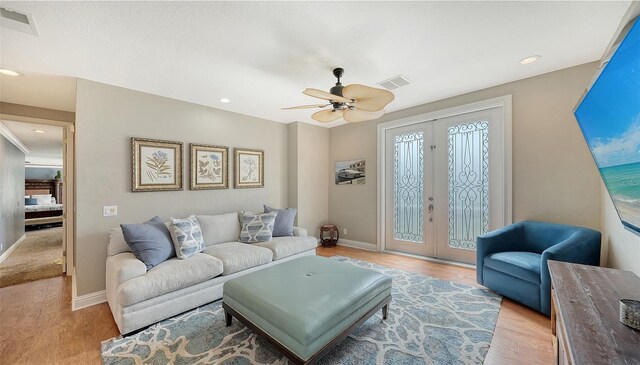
[574,20,640,232]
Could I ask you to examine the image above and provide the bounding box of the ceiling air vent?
[378,75,411,90]
[0,7,38,36]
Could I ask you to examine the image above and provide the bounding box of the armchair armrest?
[539,229,601,314]
[476,222,525,284]
[106,252,147,310]
[293,226,308,237]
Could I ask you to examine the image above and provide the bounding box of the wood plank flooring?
[0,245,553,364]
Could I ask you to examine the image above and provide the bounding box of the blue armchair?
[476,221,601,315]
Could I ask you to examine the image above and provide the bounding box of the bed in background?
[25,179,64,227]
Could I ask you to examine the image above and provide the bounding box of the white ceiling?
[2,120,63,166]
[0,1,631,127]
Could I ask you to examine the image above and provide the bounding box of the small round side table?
[320,224,339,247]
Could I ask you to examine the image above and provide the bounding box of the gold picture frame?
[234,148,264,189]
[131,137,183,192]
[190,144,229,190]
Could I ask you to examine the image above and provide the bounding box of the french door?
[384,106,507,264]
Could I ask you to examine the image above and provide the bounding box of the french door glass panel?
[393,132,424,243]
[434,108,505,263]
[447,121,490,251]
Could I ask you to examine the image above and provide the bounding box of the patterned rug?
[101,256,501,364]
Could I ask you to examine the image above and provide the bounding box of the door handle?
[428,203,434,222]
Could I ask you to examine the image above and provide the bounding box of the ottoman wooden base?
[223,296,390,365]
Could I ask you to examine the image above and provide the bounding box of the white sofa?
[106,212,318,334]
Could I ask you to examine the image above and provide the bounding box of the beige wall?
[287,122,329,237]
[297,123,329,237]
[601,184,640,276]
[74,79,289,296]
[287,123,299,216]
[330,62,602,246]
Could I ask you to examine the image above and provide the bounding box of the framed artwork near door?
[335,159,366,185]
[233,148,264,189]
[190,143,229,190]
[131,137,183,192]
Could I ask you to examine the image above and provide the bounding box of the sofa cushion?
[484,251,541,284]
[264,205,297,237]
[239,212,277,243]
[254,236,317,260]
[169,215,206,259]
[197,213,240,246]
[121,216,176,270]
[118,253,223,306]
[203,242,273,275]
[108,227,131,256]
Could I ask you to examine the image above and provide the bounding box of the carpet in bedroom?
[0,227,64,288]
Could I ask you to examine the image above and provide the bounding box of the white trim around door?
[377,95,513,255]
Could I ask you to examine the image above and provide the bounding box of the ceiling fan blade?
[342,84,395,112]
[303,88,352,103]
[282,104,330,110]
[312,109,344,123]
[343,108,385,123]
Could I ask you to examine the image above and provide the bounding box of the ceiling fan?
[283,68,395,123]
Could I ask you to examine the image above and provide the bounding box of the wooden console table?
[549,261,640,364]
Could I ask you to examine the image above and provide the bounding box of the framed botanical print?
[234,148,264,189]
[131,137,183,192]
[190,144,229,190]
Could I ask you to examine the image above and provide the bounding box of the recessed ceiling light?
[33,129,46,133]
[0,68,21,76]
[520,55,541,65]
[220,98,230,103]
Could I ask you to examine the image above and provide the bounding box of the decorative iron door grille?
[393,132,424,243]
[447,121,489,250]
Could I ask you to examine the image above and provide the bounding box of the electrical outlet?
[103,205,118,217]
[343,228,348,235]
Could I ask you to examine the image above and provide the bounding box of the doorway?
[0,118,74,287]
[378,97,512,265]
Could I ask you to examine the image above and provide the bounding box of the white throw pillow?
[32,194,52,206]
[169,215,205,259]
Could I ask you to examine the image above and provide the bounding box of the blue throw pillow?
[121,216,176,270]
[264,205,297,237]
[25,198,38,205]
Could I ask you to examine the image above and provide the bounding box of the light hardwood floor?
[0,245,553,364]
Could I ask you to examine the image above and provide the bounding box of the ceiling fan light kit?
[284,67,395,123]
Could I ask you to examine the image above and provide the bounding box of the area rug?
[101,256,502,364]
[0,226,64,288]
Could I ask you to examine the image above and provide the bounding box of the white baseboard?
[337,239,377,252]
[383,249,476,269]
[73,290,107,311]
[71,268,107,311]
[0,234,26,264]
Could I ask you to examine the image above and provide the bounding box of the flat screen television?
[574,17,640,235]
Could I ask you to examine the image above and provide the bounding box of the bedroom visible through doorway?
[0,120,67,288]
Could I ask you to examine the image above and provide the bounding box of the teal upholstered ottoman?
[222,255,392,365]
